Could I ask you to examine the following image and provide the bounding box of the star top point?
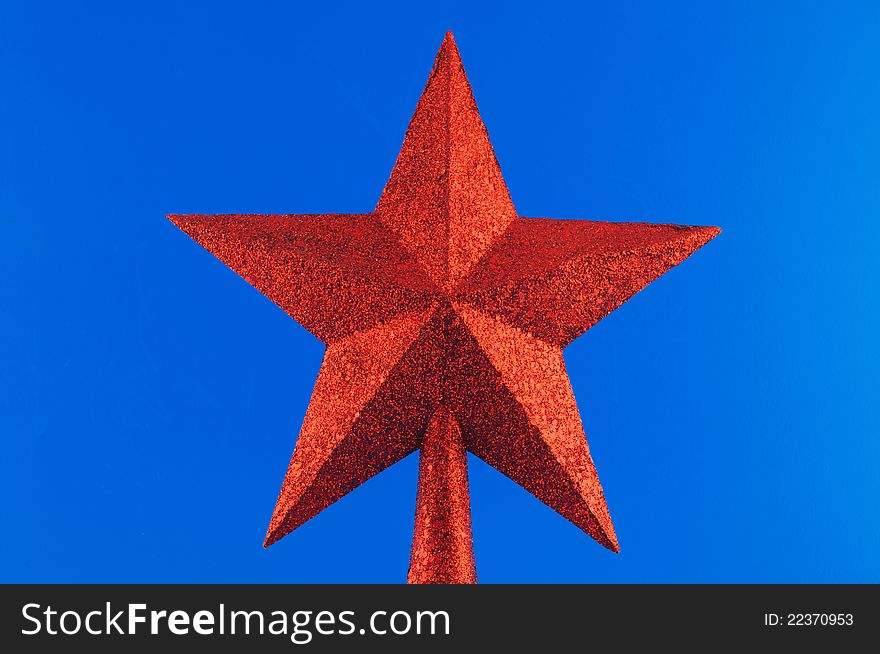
[375,29,517,293]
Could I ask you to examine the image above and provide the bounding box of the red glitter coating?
[169,32,719,581]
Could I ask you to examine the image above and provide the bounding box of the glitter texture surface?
[169,31,719,582]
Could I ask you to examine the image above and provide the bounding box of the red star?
[170,32,719,583]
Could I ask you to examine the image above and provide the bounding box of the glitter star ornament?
[170,32,719,583]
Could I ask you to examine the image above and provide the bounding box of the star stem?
[407,405,477,584]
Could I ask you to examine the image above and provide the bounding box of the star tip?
[262,531,278,548]
[702,225,722,245]
[263,515,295,548]
[167,213,187,229]
[604,534,620,553]
[689,224,721,246]
[439,30,461,57]
[597,523,620,553]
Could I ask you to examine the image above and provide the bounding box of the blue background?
[2,1,878,583]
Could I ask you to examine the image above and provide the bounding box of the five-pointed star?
[170,32,718,557]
